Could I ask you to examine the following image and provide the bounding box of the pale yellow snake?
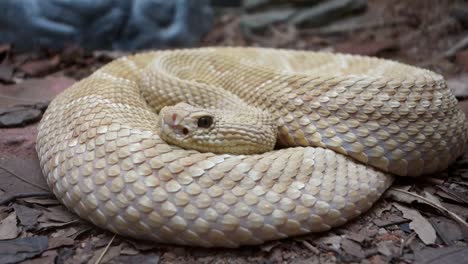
[36,47,467,247]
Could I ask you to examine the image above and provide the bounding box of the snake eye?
[197,116,213,128]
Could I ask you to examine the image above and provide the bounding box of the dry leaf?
[22,197,60,206]
[47,237,75,250]
[415,246,468,264]
[424,191,443,207]
[0,211,19,240]
[394,203,437,245]
[341,238,364,258]
[387,188,468,229]
[13,204,42,230]
[0,236,48,264]
[377,240,398,257]
[41,206,76,223]
[116,253,161,264]
[429,216,468,245]
[20,250,58,264]
[0,158,50,197]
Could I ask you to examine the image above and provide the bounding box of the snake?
[36,47,467,248]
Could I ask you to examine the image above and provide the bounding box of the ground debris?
[394,203,437,245]
[0,236,48,264]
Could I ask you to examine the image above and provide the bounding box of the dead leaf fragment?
[415,246,468,264]
[116,253,161,264]
[90,244,122,264]
[21,250,58,264]
[429,217,468,245]
[47,237,75,250]
[376,240,398,257]
[0,158,50,197]
[341,238,364,258]
[41,206,76,223]
[0,236,48,264]
[13,204,42,230]
[0,211,19,240]
[394,203,437,245]
[373,214,409,228]
[22,197,60,206]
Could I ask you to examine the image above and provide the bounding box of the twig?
[0,192,52,205]
[387,188,468,229]
[444,35,468,58]
[0,166,50,192]
[302,240,320,254]
[95,234,116,264]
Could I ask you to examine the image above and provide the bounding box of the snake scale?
[36,47,467,247]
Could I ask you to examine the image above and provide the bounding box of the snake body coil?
[36,48,467,247]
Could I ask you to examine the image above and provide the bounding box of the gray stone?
[0,0,213,51]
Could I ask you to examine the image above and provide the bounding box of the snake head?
[159,103,277,155]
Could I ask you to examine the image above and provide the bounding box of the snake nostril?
[182,127,189,135]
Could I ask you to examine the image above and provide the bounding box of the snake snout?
[160,106,192,138]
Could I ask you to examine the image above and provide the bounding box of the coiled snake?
[36,47,467,247]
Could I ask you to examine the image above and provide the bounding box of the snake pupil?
[198,116,213,128]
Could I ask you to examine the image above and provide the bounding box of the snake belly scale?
[36,47,467,247]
